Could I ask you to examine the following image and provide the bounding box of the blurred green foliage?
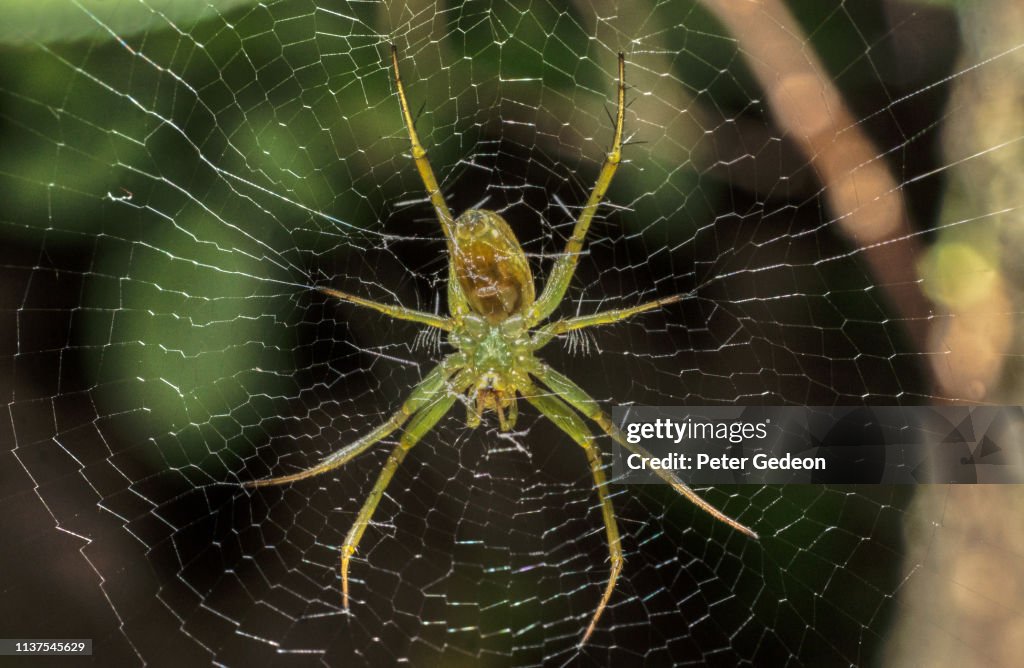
[2,0,257,45]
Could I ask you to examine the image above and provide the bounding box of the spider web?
[3,1,1023,665]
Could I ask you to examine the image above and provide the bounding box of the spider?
[246,46,758,646]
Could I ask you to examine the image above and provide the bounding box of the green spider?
[246,46,758,645]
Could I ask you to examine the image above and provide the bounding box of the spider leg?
[391,46,473,319]
[532,294,682,345]
[390,45,456,238]
[320,287,452,331]
[529,53,625,325]
[339,389,461,608]
[530,363,759,540]
[522,381,622,646]
[243,355,465,487]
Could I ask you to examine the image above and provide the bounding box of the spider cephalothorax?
[450,313,531,430]
[246,46,758,646]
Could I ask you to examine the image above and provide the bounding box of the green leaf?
[3,0,257,46]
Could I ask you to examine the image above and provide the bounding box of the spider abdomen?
[451,209,535,322]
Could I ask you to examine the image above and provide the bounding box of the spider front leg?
[523,382,622,646]
[529,53,626,325]
[339,389,461,608]
[244,354,465,487]
[390,46,456,239]
[390,45,473,318]
[530,363,759,540]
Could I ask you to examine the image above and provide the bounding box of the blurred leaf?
[919,240,998,309]
[82,208,297,474]
[3,0,257,45]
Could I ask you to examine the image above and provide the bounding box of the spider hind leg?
[531,362,759,539]
[244,356,464,487]
[523,382,622,645]
[339,392,460,608]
